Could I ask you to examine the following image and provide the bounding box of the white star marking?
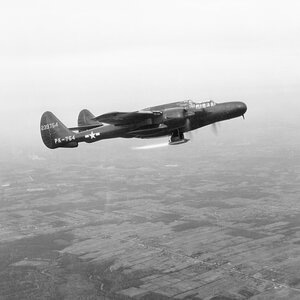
[85,131,100,139]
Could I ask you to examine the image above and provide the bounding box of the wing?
[93,110,162,126]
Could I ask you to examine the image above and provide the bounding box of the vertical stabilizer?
[78,109,101,131]
[40,111,78,149]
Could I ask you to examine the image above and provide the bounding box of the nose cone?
[222,101,247,119]
[236,102,247,115]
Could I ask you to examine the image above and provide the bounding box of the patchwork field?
[0,141,299,299]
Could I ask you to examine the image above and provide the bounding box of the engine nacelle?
[163,108,186,128]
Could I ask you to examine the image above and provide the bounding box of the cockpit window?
[184,100,217,109]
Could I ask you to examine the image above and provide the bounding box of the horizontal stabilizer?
[68,124,103,132]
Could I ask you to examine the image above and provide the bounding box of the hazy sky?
[1,0,300,151]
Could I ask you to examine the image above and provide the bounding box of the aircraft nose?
[224,101,247,118]
[237,102,247,115]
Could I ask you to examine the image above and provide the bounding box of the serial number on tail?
[41,122,58,131]
[55,135,75,144]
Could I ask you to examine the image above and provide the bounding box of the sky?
[0,0,300,154]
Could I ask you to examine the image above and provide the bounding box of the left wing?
[93,110,162,126]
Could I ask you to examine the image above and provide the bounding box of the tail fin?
[78,109,101,130]
[40,111,78,149]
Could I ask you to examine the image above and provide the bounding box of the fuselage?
[76,100,247,142]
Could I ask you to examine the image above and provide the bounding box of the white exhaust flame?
[132,142,169,150]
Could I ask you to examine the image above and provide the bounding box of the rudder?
[40,111,78,149]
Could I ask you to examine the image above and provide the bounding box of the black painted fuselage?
[40,100,247,149]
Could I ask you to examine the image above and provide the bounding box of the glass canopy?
[184,100,217,109]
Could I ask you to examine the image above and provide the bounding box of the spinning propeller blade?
[185,118,194,140]
[211,123,219,135]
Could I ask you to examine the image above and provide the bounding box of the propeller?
[184,117,192,132]
[184,117,195,140]
[211,123,220,135]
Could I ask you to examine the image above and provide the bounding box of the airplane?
[40,100,247,149]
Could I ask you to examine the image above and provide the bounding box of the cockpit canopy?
[184,100,217,109]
